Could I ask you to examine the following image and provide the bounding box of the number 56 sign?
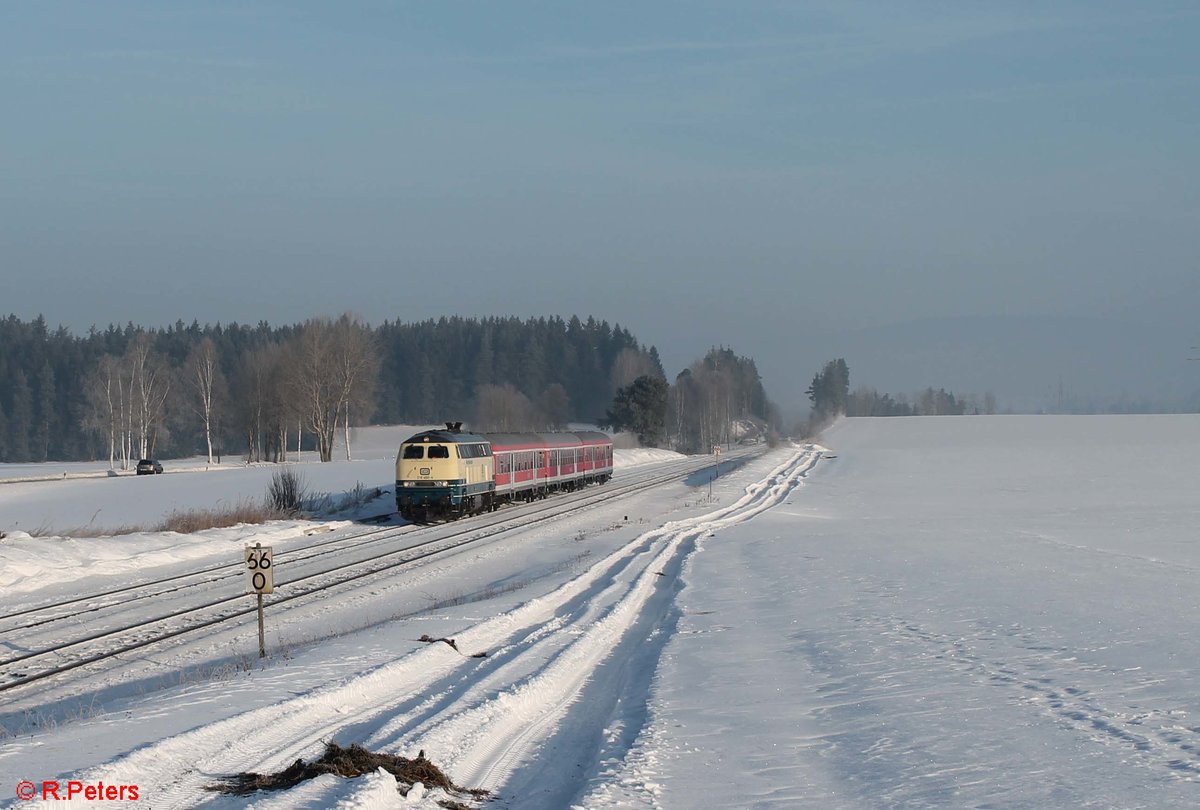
[245,544,274,594]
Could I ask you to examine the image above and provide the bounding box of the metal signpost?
[244,542,273,658]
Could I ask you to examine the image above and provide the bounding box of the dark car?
[136,459,164,475]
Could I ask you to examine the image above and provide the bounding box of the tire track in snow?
[378,447,822,798]
[30,448,820,809]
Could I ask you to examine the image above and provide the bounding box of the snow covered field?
[0,425,682,535]
[2,416,1199,808]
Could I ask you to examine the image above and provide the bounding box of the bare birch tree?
[234,344,285,463]
[263,345,299,462]
[183,337,225,464]
[474,383,538,431]
[291,319,341,462]
[610,347,662,393]
[331,314,379,461]
[124,335,172,459]
[83,354,125,469]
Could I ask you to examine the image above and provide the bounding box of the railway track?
[0,451,756,698]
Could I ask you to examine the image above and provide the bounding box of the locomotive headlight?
[432,480,448,486]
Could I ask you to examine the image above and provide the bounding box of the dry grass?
[156,500,289,534]
[25,520,147,538]
[207,742,488,807]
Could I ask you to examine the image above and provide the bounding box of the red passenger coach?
[487,431,613,503]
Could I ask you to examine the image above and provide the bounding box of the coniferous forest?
[0,313,778,464]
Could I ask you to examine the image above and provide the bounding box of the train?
[395,422,614,521]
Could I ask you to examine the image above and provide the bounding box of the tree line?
[604,347,780,452]
[373,315,665,431]
[79,315,378,467]
[0,313,702,464]
[800,356,996,433]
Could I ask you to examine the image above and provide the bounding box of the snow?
[2,415,1199,808]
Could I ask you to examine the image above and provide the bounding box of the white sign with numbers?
[244,545,274,594]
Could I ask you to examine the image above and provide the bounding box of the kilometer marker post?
[244,542,274,658]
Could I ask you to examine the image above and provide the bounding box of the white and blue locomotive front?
[395,426,495,519]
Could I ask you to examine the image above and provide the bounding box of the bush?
[267,468,306,515]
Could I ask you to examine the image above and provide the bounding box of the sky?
[2,1,1198,411]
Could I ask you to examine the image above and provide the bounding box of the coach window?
[402,446,424,459]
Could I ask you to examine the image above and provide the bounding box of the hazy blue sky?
[3,2,1198,410]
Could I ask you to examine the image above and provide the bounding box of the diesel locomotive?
[395,422,614,521]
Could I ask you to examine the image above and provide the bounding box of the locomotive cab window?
[428,445,451,459]
[459,443,492,459]
[402,446,425,459]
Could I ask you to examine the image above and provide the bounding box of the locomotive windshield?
[428,445,451,459]
[402,445,424,459]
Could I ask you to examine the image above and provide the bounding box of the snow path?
[383,448,823,794]
[18,447,818,809]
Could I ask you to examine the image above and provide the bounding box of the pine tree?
[8,368,33,461]
[605,375,669,447]
[807,359,850,422]
[33,361,56,461]
[0,399,8,461]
